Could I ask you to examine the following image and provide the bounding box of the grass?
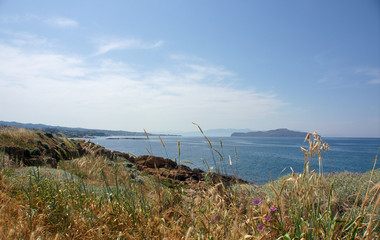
[0,127,379,239]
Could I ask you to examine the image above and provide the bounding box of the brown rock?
[135,155,177,169]
[3,146,31,161]
[112,151,132,161]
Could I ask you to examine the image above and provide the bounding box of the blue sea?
[90,136,380,185]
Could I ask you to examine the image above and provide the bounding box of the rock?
[45,132,54,138]
[44,157,58,168]
[123,162,134,168]
[112,151,132,161]
[172,169,191,181]
[126,154,249,186]
[135,155,178,169]
[95,148,112,159]
[22,157,44,166]
[1,129,250,186]
[30,147,41,156]
[3,146,31,162]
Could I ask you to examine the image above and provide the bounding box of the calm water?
[90,136,380,185]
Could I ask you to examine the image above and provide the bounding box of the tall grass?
[1,145,5,170]
[192,122,230,177]
[0,127,379,239]
[0,127,40,148]
[250,131,380,239]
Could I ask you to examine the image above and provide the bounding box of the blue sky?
[0,0,379,137]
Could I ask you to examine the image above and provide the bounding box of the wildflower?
[265,215,271,221]
[270,206,277,212]
[257,224,264,231]
[254,197,263,205]
[211,218,216,223]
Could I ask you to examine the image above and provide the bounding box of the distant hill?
[231,128,307,137]
[177,128,253,137]
[0,120,175,138]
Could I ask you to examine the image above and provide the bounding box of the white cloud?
[0,44,86,83]
[0,38,285,131]
[45,17,78,27]
[94,38,164,55]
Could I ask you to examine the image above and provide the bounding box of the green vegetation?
[0,127,379,239]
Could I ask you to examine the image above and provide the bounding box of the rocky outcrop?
[2,131,248,186]
[134,155,177,169]
[3,146,31,161]
[130,155,247,186]
[76,141,133,161]
[2,141,78,168]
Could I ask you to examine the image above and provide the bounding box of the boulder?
[44,157,58,168]
[135,155,178,169]
[112,151,132,161]
[3,146,31,161]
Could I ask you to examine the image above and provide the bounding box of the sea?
[89,136,380,185]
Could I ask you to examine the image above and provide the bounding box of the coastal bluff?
[1,127,248,186]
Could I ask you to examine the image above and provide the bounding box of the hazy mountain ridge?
[1,121,308,138]
[0,121,173,138]
[231,128,307,137]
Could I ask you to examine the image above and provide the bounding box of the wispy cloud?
[169,54,204,62]
[186,64,234,82]
[314,50,339,66]
[93,38,164,55]
[356,68,380,85]
[0,44,86,84]
[368,79,380,84]
[0,35,284,131]
[317,67,380,88]
[1,14,78,28]
[0,14,39,24]
[1,31,50,47]
[45,17,78,27]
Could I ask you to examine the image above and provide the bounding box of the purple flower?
[254,197,263,205]
[257,224,264,231]
[211,218,216,223]
[270,206,277,212]
[265,215,271,221]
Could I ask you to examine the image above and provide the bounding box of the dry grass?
[0,127,40,148]
[0,128,379,239]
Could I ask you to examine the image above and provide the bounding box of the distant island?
[231,128,307,137]
[0,120,178,138]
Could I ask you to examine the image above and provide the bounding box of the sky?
[0,0,379,137]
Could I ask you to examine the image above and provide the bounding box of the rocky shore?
[2,130,249,186]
